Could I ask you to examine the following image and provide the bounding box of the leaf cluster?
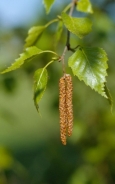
[0,0,112,111]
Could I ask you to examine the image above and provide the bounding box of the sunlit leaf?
[25,26,45,48]
[77,0,93,14]
[25,19,58,48]
[61,12,92,38]
[43,0,55,14]
[1,46,58,74]
[68,47,108,98]
[33,68,48,111]
[1,47,41,74]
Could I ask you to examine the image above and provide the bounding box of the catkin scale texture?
[59,74,73,145]
[59,76,67,145]
[65,74,73,137]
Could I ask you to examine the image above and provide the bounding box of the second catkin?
[59,74,73,145]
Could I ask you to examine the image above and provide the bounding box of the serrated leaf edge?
[1,46,58,74]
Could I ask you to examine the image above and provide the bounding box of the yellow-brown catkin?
[59,76,67,145]
[59,74,73,145]
[65,74,73,137]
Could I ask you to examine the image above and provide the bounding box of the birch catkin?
[59,74,73,145]
[59,76,67,145]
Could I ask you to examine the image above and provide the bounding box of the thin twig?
[61,0,77,74]
[66,30,70,49]
[66,29,77,52]
[69,0,77,16]
[61,46,67,74]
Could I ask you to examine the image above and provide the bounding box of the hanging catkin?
[59,74,73,145]
[65,74,73,137]
[59,76,67,145]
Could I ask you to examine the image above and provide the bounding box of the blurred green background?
[0,0,115,183]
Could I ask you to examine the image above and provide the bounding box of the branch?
[69,0,77,16]
[61,0,77,74]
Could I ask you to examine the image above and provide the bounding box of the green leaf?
[43,0,55,14]
[24,19,58,48]
[54,21,63,49]
[33,68,48,111]
[25,26,45,48]
[1,47,41,74]
[104,84,113,111]
[68,47,108,98]
[1,46,58,74]
[77,0,93,14]
[61,12,92,38]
